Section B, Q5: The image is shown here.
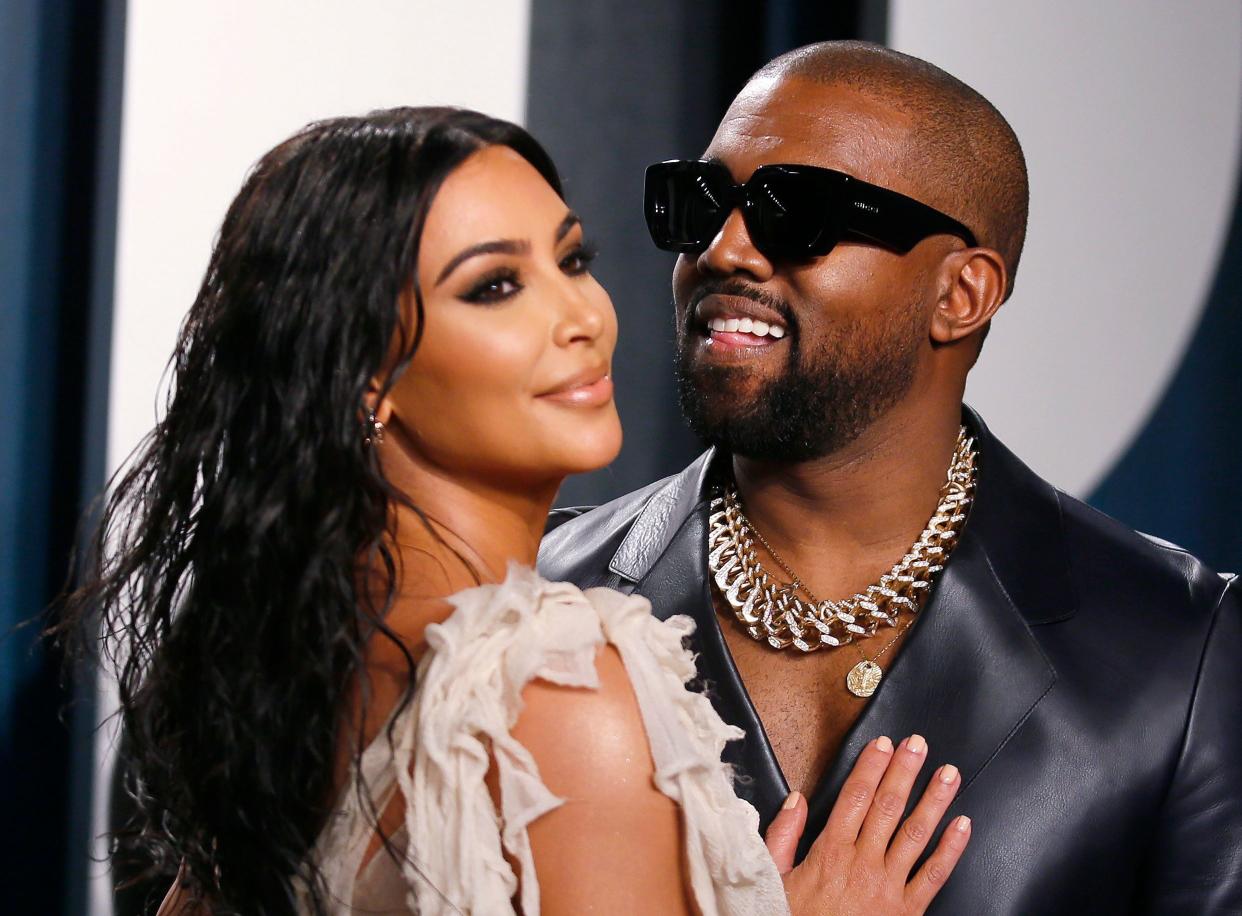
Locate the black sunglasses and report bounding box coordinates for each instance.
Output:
[644,159,977,262]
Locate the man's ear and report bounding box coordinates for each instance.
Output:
[931,247,1008,344]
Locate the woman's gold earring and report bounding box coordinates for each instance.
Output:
[364,413,386,446]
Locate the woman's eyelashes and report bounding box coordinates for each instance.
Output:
[460,267,521,304]
[560,242,599,276]
[457,243,600,305]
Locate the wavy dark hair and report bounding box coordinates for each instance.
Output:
[51,107,562,914]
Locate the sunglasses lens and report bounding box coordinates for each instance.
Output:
[747,169,843,260]
[645,162,847,259]
[645,163,729,252]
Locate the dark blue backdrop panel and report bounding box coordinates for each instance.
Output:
[1,4,75,905]
[1090,166,1242,574]
[1,0,120,911]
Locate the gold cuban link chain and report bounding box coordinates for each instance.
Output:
[707,427,978,692]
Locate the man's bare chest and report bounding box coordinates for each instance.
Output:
[713,591,915,796]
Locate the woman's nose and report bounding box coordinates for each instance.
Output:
[552,278,606,347]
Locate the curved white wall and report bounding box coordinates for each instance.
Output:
[108,1,532,475]
[891,1,1242,495]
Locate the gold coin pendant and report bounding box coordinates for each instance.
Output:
[846,660,883,698]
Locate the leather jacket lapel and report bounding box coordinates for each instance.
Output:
[797,529,1058,860]
[632,495,793,820]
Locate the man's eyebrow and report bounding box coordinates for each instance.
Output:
[435,239,530,287]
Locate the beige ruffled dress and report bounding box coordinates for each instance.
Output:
[298,565,788,915]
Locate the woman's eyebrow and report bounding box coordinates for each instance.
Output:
[434,211,581,288]
[555,211,581,243]
[435,239,530,287]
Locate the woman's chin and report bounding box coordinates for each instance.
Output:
[555,424,623,477]
[470,416,622,486]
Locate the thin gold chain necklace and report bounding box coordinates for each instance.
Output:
[707,427,977,697]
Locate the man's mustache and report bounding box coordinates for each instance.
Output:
[683,279,797,335]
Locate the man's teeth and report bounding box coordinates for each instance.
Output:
[707,316,786,339]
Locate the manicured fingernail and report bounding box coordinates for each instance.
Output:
[907,734,927,755]
[940,764,959,784]
[954,815,972,832]
[875,735,894,753]
[782,790,802,810]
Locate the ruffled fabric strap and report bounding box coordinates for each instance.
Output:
[587,588,791,916]
[399,565,606,915]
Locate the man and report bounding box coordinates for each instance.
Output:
[540,41,1241,914]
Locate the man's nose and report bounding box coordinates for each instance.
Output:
[695,208,774,281]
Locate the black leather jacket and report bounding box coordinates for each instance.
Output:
[538,409,1242,915]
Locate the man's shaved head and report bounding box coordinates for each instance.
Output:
[753,41,1029,296]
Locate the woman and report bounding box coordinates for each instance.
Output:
[56,107,969,914]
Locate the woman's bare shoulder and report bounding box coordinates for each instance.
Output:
[506,643,696,916]
[515,643,654,795]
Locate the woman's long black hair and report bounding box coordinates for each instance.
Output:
[52,107,562,914]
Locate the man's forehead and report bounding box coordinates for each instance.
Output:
[705,78,912,187]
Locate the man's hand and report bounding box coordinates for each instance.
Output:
[765,735,971,915]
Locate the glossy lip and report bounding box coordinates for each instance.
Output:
[537,367,614,407]
[692,294,790,357]
[705,331,781,355]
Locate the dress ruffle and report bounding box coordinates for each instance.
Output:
[299,565,788,915]
[588,587,788,915]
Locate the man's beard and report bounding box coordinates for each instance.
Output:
[675,290,924,463]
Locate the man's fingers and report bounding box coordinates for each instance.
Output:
[905,814,972,914]
[818,736,895,845]
[885,762,962,877]
[856,734,928,855]
[764,791,807,875]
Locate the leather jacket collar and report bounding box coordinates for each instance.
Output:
[608,407,1078,625]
